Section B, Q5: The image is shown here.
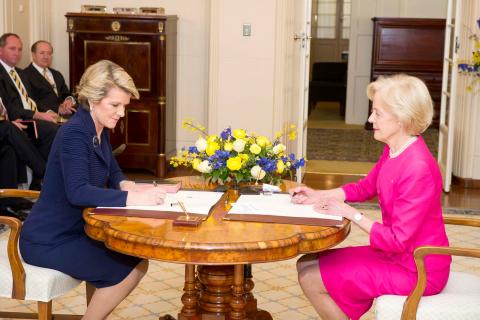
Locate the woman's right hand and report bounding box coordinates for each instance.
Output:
[126,187,166,206]
[289,186,346,204]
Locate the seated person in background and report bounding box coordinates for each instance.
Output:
[0,144,33,220]
[24,40,76,115]
[1,80,46,190]
[0,33,58,160]
[20,60,166,319]
[291,74,451,320]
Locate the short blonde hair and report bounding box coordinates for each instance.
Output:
[366,74,433,134]
[76,60,139,108]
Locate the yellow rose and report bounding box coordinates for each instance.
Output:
[233,129,246,139]
[249,144,261,155]
[239,153,249,162]
[227,157,242,171]
[192,158,202,170]
[256,136,269,147]
[224,142,233,151]
[276,160,285,174]
[206,142,220,156]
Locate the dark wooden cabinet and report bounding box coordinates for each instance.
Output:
[66,13,177,177]
[370,18,445,128]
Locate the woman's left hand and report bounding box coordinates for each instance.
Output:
[120,180,136,191]
[313,198,357,220]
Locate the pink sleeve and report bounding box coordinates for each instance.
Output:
[341,148,388,202]
[369,161,435,252]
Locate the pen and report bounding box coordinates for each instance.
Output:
[177,200,190,220]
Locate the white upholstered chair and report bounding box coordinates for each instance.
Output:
[0,189,94,320]
[375,215,480,320]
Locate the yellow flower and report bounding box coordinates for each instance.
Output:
[192,158,202,170]
[238,154,249,162]
[275,131,282,139]
[256,136,269,147]
[207,135,218,143]
[288,130,297,140]
[250,144,261,155]
[227,157,242,171]
[206,142,220,156]
[233,129,246,139]
[224,142,233,151]
[276,160,285,174]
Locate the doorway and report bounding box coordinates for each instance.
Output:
[306,0,375,175]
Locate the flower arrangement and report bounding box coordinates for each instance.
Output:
[458,18,480,93]
[170,120,305,186]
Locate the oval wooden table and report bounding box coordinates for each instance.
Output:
[83,176,351,320]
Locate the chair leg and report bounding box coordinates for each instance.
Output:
[37,301,52,320]
[86,282,95,306]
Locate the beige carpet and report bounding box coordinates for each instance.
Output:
[306,159,375,175]
[308,102,363,130]
[2,210,480,320]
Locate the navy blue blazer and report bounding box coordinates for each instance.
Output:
[21,106,128,245]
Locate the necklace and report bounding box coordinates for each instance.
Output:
[389,136,418,158]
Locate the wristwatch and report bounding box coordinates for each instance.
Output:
[353,212,363,222]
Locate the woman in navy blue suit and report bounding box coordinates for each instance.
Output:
[20,60,166,319]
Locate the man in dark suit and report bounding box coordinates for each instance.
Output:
[23,40,76,115]
[0,72,46,189]
[0,33,57,160]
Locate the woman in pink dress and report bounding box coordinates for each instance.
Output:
[291,74,451,320]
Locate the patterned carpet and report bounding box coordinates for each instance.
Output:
[307,128,439,162]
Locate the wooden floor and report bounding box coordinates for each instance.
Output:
[125,168,480,210]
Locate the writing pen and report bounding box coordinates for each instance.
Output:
[177,200,190,220]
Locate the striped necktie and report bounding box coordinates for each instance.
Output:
[43,68,58,96]
[9,69,37,111]
[0,98,8,120]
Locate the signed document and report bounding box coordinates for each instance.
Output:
[227,194,343,226]
[93,190,223,218]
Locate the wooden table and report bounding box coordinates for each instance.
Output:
[83,176,350,320]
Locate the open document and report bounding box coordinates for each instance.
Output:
[227,194,343,226]
[91,190,223,219]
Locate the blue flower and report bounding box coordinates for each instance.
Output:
[188,146,199,154]
[477,18,480,29]
[294,158,305,169]
[257,157,276,173]
[289,153,296,161]
[220,127,232,140]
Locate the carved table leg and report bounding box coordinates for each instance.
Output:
[229,265,246,320]
[178,264,198,320]
[197,265,234,318]
[244,265,273,320]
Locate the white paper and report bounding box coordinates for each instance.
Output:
[229,194,343,221]
[96,190,223,216]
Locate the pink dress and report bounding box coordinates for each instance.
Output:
[318,136,451,320]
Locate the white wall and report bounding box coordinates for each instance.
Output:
[208,0,277,137]
[48,0,210,147]
[345,0,448,125]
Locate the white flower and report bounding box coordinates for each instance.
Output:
[195,138,208,152]
[232,139,246,152]
[273,144,286,154]
[197,160,212,173]
[250,165,266,180]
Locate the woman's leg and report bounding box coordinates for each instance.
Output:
[82,259,149,320]
[297,254,348,320]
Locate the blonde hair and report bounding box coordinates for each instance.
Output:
[366,74,433,134]
[76,60,139,108]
